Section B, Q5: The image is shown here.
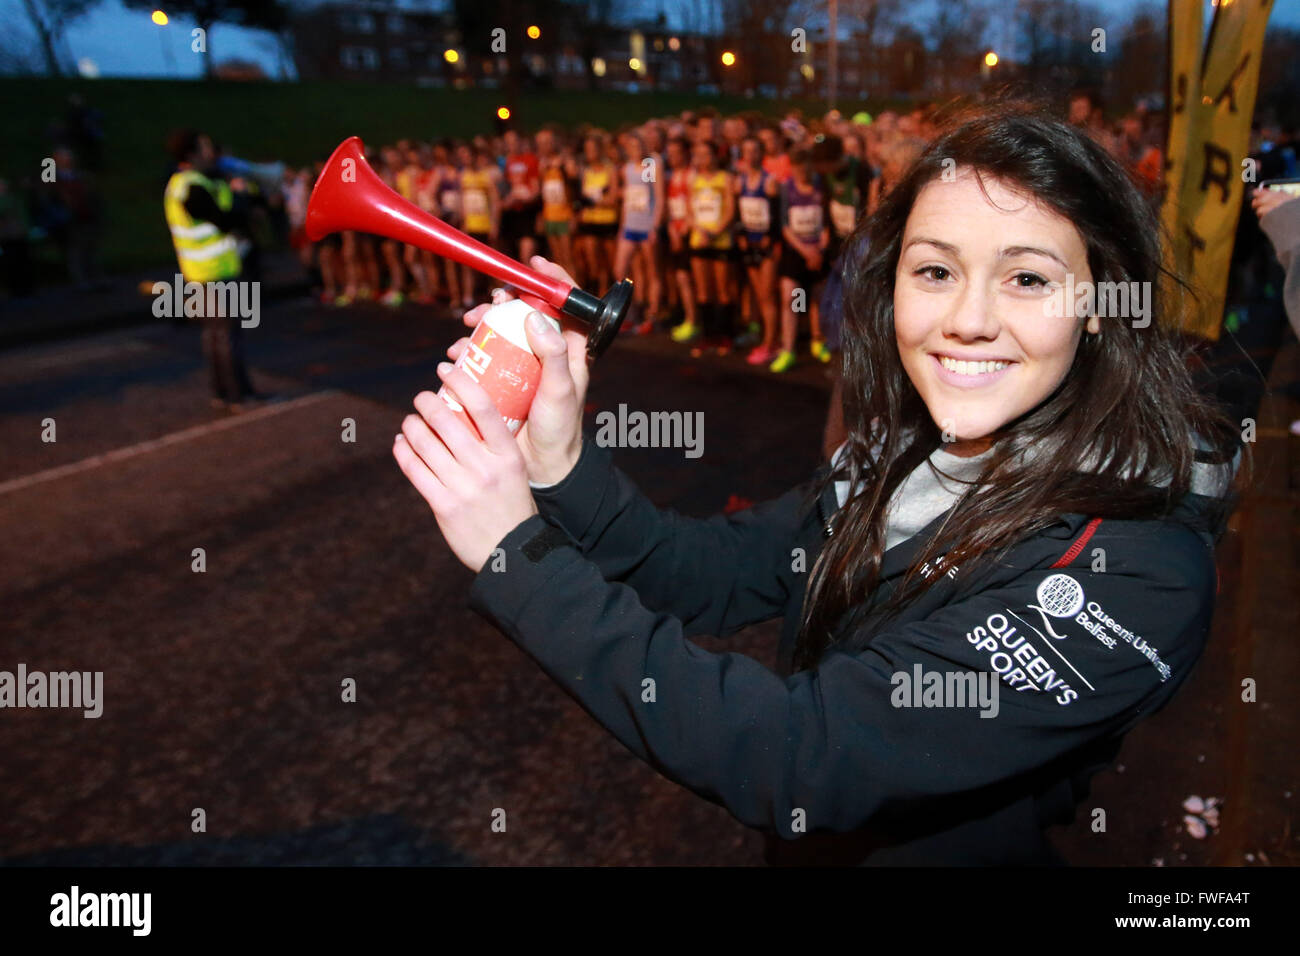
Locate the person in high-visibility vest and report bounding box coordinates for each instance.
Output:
[164,128,259,410]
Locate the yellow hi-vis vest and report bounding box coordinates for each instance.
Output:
[164,169,241,282]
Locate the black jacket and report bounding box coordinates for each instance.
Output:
[467,437,1228,865]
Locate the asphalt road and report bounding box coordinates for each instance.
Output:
[0,295,1295,866]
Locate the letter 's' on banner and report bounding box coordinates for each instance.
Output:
[1161,0,1273,340]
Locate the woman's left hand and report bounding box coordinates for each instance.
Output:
[392,362,538,573]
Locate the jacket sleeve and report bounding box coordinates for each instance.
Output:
[467,513,1215,837]
[528,437,815,638]
[1259,197,1300,330]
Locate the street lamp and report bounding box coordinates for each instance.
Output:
[444,49,460,64]
[721,51,736,67]
[527,25,540,40]
[152,9,176,73]
[981,50,998,81]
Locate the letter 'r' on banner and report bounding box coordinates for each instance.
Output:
[1160,0,1274,341]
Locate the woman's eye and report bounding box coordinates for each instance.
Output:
[1013,272,1050,289]
[915,265,950,282]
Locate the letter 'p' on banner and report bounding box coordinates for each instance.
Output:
[1161,0,1273,341]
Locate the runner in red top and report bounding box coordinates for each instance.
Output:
[501,130,543,265]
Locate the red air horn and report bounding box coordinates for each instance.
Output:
[306,136,632,358]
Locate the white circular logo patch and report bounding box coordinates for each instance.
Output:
[1036,573,1085,618]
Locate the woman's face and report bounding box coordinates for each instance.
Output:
[893,169,1100,451]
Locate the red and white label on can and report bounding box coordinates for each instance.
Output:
[436,298,561,438]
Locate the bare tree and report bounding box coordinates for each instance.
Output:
[930,0,990,95]
[842,0,903,98]
[19,0,98,76]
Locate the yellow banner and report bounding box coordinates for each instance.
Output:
[1162,0,1273,340]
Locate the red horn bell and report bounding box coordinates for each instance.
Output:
[306,136,631,358]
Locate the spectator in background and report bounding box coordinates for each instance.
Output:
[1252,184,1300,435]
[867,137,926,217]
[58,93,105,171]
[1116,113,1163,199]
[50,146,103,291]
[1067,89,1119,154]
[0,178,34,298]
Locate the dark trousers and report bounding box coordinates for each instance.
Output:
[201,312,255,402]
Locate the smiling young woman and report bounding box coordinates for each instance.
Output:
[393,102,1243,865]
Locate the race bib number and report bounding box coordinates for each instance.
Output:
[668,194,689,221]
[789,204,822,239]
[511,182,533,201]
[463,190,488,218]
[739,195,771,233]
[692,189,722,228]
[542,178,566,205]
[583,180,605,204]
[830,200,857,237]
[625,183,650,213]
[441,190,460,215]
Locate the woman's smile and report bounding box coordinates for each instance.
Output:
[930,352,1018,388]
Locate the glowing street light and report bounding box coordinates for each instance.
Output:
[629,57,642,71]
[984,51,999,67]
[497,106,511,120]
[592,57,606,77]
[151,9,168,25]
[527,25,540,40]
[444,48,460,64]
[721,50,736,67]
[668,37,680,51]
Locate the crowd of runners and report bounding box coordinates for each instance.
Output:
[281,95,1170,373]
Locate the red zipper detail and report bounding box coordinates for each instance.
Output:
[1050,517,1103,569]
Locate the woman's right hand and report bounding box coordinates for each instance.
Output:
[448,256,589,486]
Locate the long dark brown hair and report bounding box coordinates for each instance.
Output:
[794,101,1241,671]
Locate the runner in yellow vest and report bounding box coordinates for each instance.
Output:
[675,139,734,353]
[456,142,500,314]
